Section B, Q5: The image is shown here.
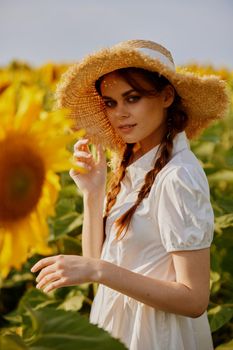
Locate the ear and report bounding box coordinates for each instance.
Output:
[162,85,175,108]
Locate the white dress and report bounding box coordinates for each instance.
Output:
[89,131,214,350]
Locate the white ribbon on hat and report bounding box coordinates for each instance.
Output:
[136,47,176,71]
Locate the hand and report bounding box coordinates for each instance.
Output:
[31,254,98,293]
[69,138,107,194]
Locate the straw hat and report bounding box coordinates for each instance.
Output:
[55,39,230,153]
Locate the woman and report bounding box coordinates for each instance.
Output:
[31,40,229,349]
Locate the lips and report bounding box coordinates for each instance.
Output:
[118,123,137,129]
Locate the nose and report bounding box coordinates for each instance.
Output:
[112,102,129,119]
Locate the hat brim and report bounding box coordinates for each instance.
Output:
[55,47,230,152]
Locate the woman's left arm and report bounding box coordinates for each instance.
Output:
[31,247,210,318]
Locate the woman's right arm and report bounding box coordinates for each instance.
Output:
[69,138,107,259]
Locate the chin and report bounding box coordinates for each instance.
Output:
[121,135,139,143]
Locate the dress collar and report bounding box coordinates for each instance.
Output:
[124,131,190,188]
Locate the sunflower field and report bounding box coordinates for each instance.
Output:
[0,61,232,349]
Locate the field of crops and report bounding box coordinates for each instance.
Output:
[0,61,232,349]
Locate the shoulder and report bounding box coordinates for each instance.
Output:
[155,148,210,195]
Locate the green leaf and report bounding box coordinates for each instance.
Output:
[53,284,90,302]
[208,305,233,332]
[0,333,28,350]
[56,198,76,217]
[3,313,23,326]
[225,148,233,167]
[191,141,215,159]
[57,290,85,311]
[208,170,233,183]
[60,236,83,255]
[59,184,80,198]
[21,289,55,308]
[1,272,34,288]
[215,214,233,234]
[52,212,83,239]
[215,339,233,349]
[14,288,59,318]
[59,171,74,187]
[23,307,127,349]
[213,196,233,214]
[210,271,221,290]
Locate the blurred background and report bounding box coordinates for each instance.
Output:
[0,1,233,349]
[1,0,233,68]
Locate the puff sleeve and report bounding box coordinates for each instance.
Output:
[156,166,214,252]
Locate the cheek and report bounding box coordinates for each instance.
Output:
[147,102,165,122]
[135,99,161,117]
[105,111,117,126]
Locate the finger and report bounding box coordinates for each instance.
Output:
[43,279,65,293]
[74,150,92,159]
[31,256,57,273]
[73,161,92,171]
[36,271,60,290]
[69,167,88,179]
[74,139,89,152]
[80,143,90,152]
[97,143,106,164]
[36,265,56,283]
[73,152,93,166]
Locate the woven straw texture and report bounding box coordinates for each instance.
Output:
[55,40,230,154]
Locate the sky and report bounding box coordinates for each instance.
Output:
[0,0,233,69]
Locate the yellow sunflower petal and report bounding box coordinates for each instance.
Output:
[27,211,53,256]
[0,85,86,278]
[0,229,13,278]
[14,87,43,133]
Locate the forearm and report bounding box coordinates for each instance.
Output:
[82,190,105,259]
[94,260,208,318]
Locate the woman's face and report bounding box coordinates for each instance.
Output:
[100,71,175,153]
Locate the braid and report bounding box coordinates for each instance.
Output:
[113,132,173,240]
[103,143,135,236]
[99,68,189,240]
[113,94,188,240]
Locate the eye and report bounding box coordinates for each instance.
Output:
[126,95,141,103]
[103,100,116,108]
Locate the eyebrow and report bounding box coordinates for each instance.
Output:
[102,89,136,99]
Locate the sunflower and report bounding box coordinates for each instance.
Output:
[0,84,85,279]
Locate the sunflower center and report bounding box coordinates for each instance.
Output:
[0,133,46,223]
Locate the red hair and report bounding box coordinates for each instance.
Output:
[96,68,188,240]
